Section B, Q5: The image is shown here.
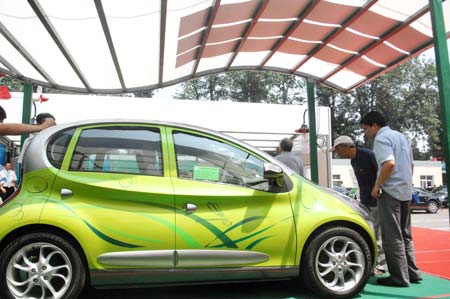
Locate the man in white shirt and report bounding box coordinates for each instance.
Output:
[2,162,16,199]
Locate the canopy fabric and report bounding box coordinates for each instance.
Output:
[0,0,449,94]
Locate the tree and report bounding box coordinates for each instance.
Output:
[174,74,229,101]
[265,72,305,104]
[0,75,23,92]
[133,90,154,98]
[316,85,359,141]
[227,71,269,102]
[175,71,306,103]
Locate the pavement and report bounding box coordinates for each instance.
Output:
[412,207,450,231]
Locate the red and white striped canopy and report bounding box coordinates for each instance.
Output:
[0,0,449,94]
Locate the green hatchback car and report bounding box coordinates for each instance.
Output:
[0,120,376,299]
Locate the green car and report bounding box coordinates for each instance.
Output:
[0,120,376,299]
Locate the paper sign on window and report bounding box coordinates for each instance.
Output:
[193,166,220,181]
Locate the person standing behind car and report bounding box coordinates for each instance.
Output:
[1,162,17,199]
[360,111,422,287]
[0,166,7,203]
[275,138,305,176]
[0,105,55,135]
[330,135,386,275]
[35,112,55,125]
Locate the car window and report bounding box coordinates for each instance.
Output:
[70,126,163,176]
[47,128,75,169]
[173,131,266,189]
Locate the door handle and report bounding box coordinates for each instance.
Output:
[61,188,73,197]
[185,203,197,214]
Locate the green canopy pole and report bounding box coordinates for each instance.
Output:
[20,82,33,147]
[429,0,450,225]
[307,79,319,184]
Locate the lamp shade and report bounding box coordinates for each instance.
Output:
[39,94,49,102]
[0,85,11,100]
[295,124,309,134]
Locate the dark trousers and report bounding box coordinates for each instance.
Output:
[1,186,15,201]
[378,191,422,285]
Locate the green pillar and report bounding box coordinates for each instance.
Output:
[307,79,319,183]
[429,0,450,225]
[20,82,33,147]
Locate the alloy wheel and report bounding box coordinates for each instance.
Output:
[315,236,365,292]
[6,242,72,299]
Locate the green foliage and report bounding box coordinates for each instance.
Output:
[133,90,154,98]
[174,74,229,101]
[174,71,305,104]
[0,76,23,92]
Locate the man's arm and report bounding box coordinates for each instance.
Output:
[371,160,395,198]
[0,118,56,135]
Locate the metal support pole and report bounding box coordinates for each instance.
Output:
[20,82,32,147]
[429,0,450,226]
[307,79,319,183]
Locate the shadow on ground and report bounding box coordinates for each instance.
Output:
[82,274,450,299]
[82,280,318,299]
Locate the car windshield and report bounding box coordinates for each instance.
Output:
[431,186,447,193]
[413,187,431,195]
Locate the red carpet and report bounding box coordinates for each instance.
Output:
[413,227,450,280]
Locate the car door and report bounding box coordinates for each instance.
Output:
[167,128,296,276]
[42,124,176,276]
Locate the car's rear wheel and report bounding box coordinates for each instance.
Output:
[300,226,372,299]
[426,200,439,213]
[0,232,85,299]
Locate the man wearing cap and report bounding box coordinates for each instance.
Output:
[330,135,386,275]
[275,138,304,176]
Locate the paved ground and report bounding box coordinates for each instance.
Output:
[412,207,450,231]
[84,208,449,298]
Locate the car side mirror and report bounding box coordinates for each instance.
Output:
[263,162,284,187]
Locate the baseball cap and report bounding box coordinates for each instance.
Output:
[330,135,354,152]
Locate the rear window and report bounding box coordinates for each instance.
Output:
[46,128,75,169]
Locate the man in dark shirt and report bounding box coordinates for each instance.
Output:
[330,135,386,274]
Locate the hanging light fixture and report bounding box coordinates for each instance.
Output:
[31,88,50,124]
[295,109,309,133]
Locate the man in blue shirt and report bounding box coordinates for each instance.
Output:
[330,135,385,274]
[360,111,422,287]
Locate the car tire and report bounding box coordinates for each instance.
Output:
[426,200,439,214]
[0,232,86,299]
[300,226,372,299]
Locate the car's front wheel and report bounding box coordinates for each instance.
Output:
[426,200,439,213]
[0,232,86,299]
[300,226,372,299]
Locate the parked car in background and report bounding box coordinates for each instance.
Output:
[0,120,376,299]
[430,185,448,208]
[411,187,440,213]
[333,185,350,196]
